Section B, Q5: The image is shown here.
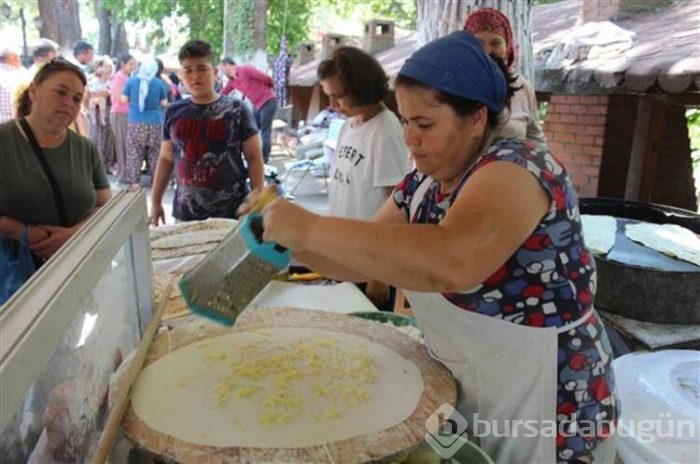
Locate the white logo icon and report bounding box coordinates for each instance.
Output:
[424,403,469,458]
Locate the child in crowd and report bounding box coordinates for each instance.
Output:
[316,46,410,310]
[88,59,112,125]
[149,40,265,225]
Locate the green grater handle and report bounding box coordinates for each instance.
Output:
[240,213,291,269]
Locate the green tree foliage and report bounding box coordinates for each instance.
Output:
[267,0,313,56]
[232,0,254,58]
[106,0,310,59]
[105,0,416,60]
[106,0,223,56]
[320,0,415,28]
[687,109,700,152]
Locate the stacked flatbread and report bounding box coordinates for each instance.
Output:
[625,222,700,267]
[581,214,617,255]
[149,219,238,318]
[581,214,700,267]
[150,218,238,261]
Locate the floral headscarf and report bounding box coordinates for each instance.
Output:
[463,8,516,68]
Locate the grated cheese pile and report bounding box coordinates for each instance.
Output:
[197,334,377,427]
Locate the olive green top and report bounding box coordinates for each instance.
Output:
[0,121,109,227]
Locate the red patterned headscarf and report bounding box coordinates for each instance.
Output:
[463,8,515,68]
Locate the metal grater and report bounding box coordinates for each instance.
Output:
[179,188,290,325]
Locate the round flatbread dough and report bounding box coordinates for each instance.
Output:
[581,214,617,255]
[130,328,424,448]
[150,219,238,260]
[624,222,700,267]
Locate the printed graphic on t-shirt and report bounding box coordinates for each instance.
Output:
[164,96,257,221]
[332,144,366,186]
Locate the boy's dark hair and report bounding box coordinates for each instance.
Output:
[73,40,93,58]
[317,46,388,106]
[221,56,236,66]
[178,40,214,64]
[395,54,519,130]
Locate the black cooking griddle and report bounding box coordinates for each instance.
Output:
[580,197,700,324]
[605,217,699,273]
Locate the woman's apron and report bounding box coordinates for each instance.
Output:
[404,290,593,463]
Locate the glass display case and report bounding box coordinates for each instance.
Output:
[0,190,153,463]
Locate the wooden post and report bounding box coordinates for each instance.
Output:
[624,96,666,202]
[90,279,175,464]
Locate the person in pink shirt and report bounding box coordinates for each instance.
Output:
[219,57,277,163]
[110,53,137,182]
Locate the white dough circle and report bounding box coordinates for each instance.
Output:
[131,328,424,448]
[625,222,700,266]
[581,214,617,255]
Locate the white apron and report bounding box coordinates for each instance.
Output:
[404,290,593,463]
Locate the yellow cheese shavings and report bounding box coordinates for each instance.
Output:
[202,335,377,427]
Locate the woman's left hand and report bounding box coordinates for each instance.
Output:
[262,199,319,251]
[29,224,79,259]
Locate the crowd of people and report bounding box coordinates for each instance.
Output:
[0,7,620,464]
[0,38,278,190]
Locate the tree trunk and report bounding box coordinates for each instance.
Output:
[223,0,236,56]
[230,0,254,60]
[95,0,112,56]
[38,0,82,54]
[416,0,534,82]
[111,22,129,57]
[252,0,268,53]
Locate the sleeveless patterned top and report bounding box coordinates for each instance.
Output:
[393,138,618,462]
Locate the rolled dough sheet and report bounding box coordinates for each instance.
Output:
[131,328,424,448]
[150,219,237,261]
[581,214,617,255]
[151,229,231,250]
[149,218,237,241]
[151,243,216,261]
[624,222,700,267]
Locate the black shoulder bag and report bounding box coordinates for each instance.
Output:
[19,118,69,227]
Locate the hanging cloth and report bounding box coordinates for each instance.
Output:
[272,0,291,106]
[272,35,291,106]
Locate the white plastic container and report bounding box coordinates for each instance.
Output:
[613,350,700,463]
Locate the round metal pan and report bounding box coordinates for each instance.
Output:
[580,197,700,324]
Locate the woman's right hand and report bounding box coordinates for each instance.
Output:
[28,225,50,245]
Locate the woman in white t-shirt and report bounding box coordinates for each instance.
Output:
[316,46,409,309]
[464,8,545,142]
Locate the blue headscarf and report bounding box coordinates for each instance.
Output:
[398,31,506,114]
[137,56,159,113]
